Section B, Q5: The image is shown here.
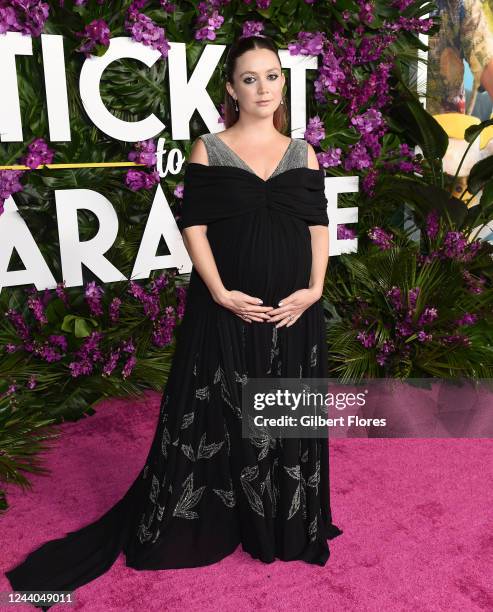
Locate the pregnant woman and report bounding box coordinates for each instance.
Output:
[6,33,343,607]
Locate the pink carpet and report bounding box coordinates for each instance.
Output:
[1,390,492,611]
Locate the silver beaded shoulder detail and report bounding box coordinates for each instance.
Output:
[199,133,308,177]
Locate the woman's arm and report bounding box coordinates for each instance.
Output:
[181,138,229,305]
[308,227,329,298]
[306,142,329,299]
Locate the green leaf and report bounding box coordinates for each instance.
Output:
[464,180,493,229]
[61,315,97,337]
[467,155,493,195]
[387,98,449,163]
[378,177,468,227]
[464,119,493,144]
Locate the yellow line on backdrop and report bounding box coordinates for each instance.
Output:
[0,162,146,170]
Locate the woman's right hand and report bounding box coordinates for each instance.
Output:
[215,290,274,323]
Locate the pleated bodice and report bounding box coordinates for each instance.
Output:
[178,133,329,310]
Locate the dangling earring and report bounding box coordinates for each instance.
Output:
[234,97,239,112]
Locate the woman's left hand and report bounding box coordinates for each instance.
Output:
[267,287,322,328]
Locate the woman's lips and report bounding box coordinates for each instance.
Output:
[256,100,271,105]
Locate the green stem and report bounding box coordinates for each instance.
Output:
[450,137,479,197]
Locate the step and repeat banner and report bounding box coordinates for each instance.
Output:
[0,31,359,294]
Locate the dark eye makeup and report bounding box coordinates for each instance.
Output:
[243,74,279,84]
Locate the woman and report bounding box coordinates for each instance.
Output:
[5,34,343,607]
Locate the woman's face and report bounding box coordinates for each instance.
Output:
[227,48,285,116]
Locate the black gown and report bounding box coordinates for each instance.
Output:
[5,136,343,607]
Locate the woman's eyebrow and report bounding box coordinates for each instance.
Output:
[239,68,280,76]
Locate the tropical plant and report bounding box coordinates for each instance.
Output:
[325,107,493,380]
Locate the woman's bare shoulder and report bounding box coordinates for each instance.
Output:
[188,136,209,166]
[306,142,321,171]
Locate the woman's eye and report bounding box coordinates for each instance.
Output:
[243,74,279,84]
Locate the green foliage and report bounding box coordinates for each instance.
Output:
[0,392,60,513]
[0,273,181,509]
[324,111,493,381]
[326,241,493,381]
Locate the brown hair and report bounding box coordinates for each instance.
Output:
[222,35,288,133]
